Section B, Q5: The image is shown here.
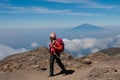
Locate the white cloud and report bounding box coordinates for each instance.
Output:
[31,42,40,48]
[63,37,108,52]
[77,52,84,57]
[82,2,119,10]
[0,3,27,13]
[31,7,99,16]
[91,48,99,53]
[63,12,98,16]
[63,39,82,52]
[47,0,71,3]
[0,3,26,10]
[112,35,120,47]
[116,35,120,38]
[47,0,120,10]
[47,0,91,4]
[0,3,102,16]
[30,6,70,14]
[0,44,27,59]
[63,36,120,57]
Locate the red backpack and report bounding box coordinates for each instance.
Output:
[56,38,64,53]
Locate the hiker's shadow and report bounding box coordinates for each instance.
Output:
[66,69,75,74]
[54,69,75,76]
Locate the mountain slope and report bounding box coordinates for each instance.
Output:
[0,46,76,72]
[0,47,120,80]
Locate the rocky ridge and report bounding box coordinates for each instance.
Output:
[0,47,120,80]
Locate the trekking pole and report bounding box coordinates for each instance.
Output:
[54,53,61,59]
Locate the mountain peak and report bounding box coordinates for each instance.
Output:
[71,23,104,31]
[81,23,92,26]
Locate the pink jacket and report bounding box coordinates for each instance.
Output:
[49,40,63,54]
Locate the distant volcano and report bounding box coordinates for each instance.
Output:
[70,23,105,31]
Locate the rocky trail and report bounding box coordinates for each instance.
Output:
[0,47,120,80]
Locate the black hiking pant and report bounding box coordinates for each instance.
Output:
[49,53,66,75]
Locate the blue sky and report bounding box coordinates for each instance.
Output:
[0,0,120,28]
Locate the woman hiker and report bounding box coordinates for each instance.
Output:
[48,32,67,77]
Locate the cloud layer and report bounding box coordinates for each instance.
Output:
[0,34,120,59]
[47,0,120,10]
[0,44,27,59]
[0,3,99,16]
[0,41,41,59]
[31,42,40,48]
[1,0,120,16]
[63,34,120,57]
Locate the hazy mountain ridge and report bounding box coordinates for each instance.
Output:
[70,23,105,31]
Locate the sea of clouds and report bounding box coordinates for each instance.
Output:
[63,34,120,57]
[0,42,40,59]
[0,27,120,59]
[0,34,120,59]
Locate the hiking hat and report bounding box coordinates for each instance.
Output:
[50,32,56,38]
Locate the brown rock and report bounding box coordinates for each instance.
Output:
[81,58,92,65]
[3,64,9,71]
[88,67,120,80]
[32,65,40,69]
[40,67,47,71]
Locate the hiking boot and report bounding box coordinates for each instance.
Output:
[48,74,54,77]
[62,71,68,76]
[60,70,68,76]
[59,70,65,74]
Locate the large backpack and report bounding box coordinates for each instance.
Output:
[56,38,64,53]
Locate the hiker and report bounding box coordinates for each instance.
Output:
[48,32,67,77]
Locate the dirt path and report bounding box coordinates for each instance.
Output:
[0,67,92,80]
[1,61,116,80]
